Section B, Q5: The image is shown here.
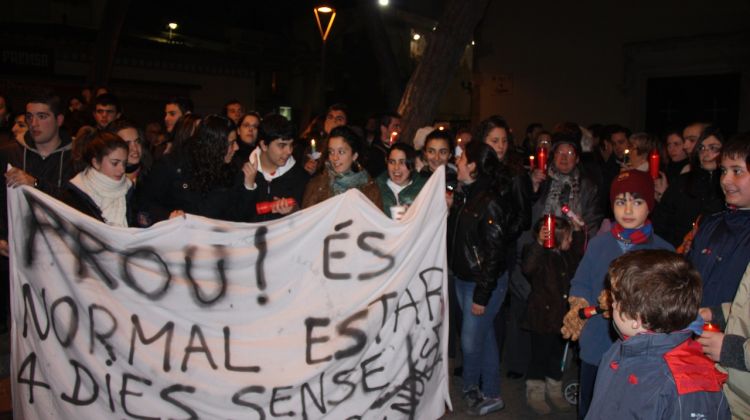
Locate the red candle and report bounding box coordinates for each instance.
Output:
[543,214,555,249]
[579,306,603,319]
[529,155,535,170]
[649,149,660,180]
[256,198,297,215]
[703,322,721,332]
[536,147,548,172]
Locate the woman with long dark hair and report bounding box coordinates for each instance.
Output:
[474,115,523,174]
[449,141,519,416]
[138,114,251,225]
[475,115,533,384]
[475,115,531,229]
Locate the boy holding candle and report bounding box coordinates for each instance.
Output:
[586,250,730,420]
[243,114,310,222]
[695,134,750,418]
[562,169,673,419]
[686,135,750,306]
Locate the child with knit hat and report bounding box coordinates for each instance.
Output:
[561,169,673,419]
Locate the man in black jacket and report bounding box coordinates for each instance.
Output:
[2,92,74,241]
[0,92,74,332]
[242,114,309,222]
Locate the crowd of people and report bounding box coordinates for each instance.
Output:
[0,88,749,418]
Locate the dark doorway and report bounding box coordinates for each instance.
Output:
[645,73,740,137]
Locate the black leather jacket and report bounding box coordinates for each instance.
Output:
[448,176,519,306]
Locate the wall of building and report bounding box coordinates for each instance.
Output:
[474,0,750,136]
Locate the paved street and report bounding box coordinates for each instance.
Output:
[441,358,578,420]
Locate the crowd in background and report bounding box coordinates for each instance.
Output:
[0,87,749,418]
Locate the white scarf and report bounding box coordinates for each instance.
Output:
[249,147,297,182]
[70,168,132,227]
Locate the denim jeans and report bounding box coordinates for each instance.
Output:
[454,272,508,398]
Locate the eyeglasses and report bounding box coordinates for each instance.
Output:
[555,150,576,157]
[698,144,722,153]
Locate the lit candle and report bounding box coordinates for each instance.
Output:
[390,131,398,146]
[703,322,720,332]
[529,155,535,170]
[623,148,630,166]
[310,139,316,154]
[537,147,548,172]
[649,148,660,179]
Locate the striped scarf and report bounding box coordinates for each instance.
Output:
[611,220,652,245]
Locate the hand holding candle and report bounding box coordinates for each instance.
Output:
[256,198,297,215]
[309,138,321,160]
[561,204,585,230]
[702,322,721,332]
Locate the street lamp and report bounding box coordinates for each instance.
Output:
[313,5,336,42]
[313,4,336,111]
[167,22,178,41]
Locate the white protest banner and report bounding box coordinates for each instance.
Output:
[8,167,451,419]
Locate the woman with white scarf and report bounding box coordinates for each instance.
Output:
[63,131,134,227]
